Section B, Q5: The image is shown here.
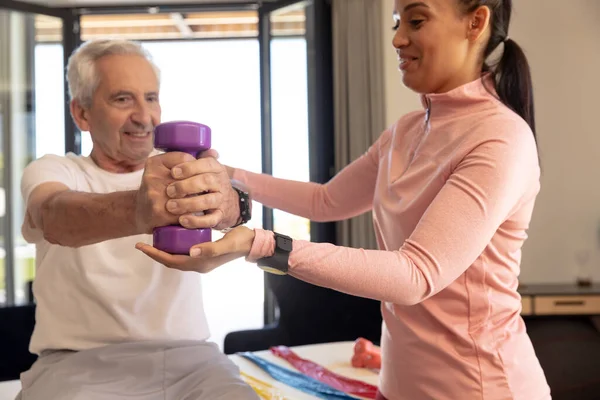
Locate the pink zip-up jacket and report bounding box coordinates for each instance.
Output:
[239,76,551,400]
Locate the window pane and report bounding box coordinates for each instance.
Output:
[77,12,261,41]
[271,7,306,37]
[34,44,65,158]
[0,12,64,305]
[270,19,311,241]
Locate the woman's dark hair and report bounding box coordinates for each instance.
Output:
[459,0,536,143]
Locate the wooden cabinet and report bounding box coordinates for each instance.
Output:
[519,284,600,316]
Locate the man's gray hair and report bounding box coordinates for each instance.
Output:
[66,39,161,108]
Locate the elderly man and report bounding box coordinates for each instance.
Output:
[16,39,258,400]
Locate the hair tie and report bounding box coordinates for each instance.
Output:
[503,36,510,43]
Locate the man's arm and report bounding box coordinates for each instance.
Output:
[23,151,245,248]
[26,182,140,247]
[23,152,200,248]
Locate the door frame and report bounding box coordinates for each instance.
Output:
[257,0,335,324]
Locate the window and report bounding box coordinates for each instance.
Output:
[0,1,334,352]
[19,9,310,350]
[0,10,64,306]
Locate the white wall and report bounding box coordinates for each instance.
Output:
[380,0,600,283]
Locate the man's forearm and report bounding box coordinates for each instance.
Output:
[40,190,140,247]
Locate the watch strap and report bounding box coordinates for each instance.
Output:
[257,232,293,275]
[230,186,251,228]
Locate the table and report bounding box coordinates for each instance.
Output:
[0,341,377,400]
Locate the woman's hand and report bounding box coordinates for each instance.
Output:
[135,226,255,273]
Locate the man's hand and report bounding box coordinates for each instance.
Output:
[200,149,235,179]
[135,152,197,234]
[166,154,240,231]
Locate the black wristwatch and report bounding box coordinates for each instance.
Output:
[257,232,293,275]
[230,186,251,228]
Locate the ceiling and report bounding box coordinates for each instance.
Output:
[11,0,279,7]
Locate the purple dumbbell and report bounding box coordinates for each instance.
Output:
[153,121,212,255]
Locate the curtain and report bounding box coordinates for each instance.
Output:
[332,0,385,249]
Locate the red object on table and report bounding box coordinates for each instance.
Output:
[270,345,379,399]
[351,338,381,370]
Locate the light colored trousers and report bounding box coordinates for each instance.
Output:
[16,339,259,400]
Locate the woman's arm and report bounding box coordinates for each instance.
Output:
[230,131,390,222]
[247,125,539,305]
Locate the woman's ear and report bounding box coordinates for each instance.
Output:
[467,5,491,42]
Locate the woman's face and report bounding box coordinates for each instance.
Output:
[392,0,490,94]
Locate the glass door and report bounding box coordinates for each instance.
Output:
[258,0,313,324]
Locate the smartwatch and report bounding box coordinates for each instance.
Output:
[257,233,293,275]
[230,186,251,228]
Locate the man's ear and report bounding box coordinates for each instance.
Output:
[467,5,491,42]
[70,100,91,132]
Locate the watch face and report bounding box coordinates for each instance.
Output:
[275,235,293,252]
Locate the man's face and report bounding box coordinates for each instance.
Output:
[74,54,161,171]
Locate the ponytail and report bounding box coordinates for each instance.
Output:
[493,38,536,142]
[460,0,537,143]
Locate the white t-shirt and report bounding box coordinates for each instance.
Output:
[21,152,210,355]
